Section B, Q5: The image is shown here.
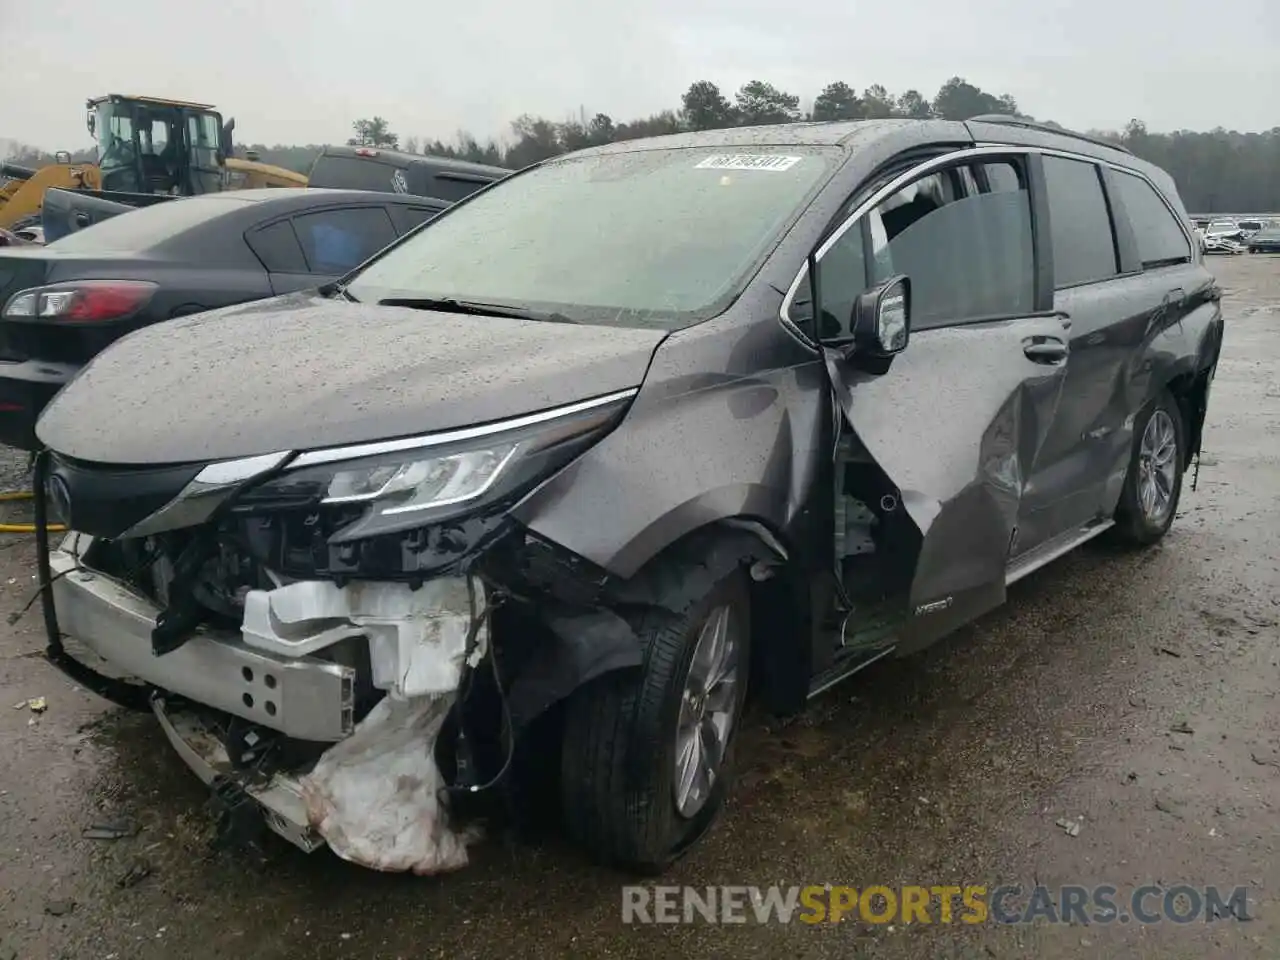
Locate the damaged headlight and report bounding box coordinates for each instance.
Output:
[233,390,634,542]
[322,444,519,512]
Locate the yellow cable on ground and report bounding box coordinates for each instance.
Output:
[0,488,66,532]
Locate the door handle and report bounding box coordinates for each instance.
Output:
[1023,338,1068,364]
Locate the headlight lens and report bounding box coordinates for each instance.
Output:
[323,443,519,514]
[232,391,635,543]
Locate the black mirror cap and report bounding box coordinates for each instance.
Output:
[845,274,911,360]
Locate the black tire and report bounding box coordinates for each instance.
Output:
[560,566,751,873]
[1112,390,1185,547]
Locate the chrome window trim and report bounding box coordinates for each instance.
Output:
[778,142,1193,346]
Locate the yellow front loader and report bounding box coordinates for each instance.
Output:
[0,156,102,231]
[0,94,306,236]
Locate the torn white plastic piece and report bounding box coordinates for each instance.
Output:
[241,577,485,700]
[299,693,475,874]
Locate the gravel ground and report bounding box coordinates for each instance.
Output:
[1,253,1278,960]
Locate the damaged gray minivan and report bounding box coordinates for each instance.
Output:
[33,115,1223,875]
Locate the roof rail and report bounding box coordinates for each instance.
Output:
[966,114,1133,156]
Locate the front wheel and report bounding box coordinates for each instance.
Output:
[560,567,751,872]
[1112,390,1185,546]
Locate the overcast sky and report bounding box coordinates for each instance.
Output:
[2,0,1276,151]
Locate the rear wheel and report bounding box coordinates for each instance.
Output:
[560,566,750,872]
[1112,390,1185,546]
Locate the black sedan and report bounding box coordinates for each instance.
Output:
[1247,226,1280,254]
[0,188,449,450]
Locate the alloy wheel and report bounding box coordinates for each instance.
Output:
[673,603,742,819]
[1137,408,1178,525]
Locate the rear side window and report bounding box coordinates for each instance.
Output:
[1112,172,1192,267]
[387,204,446,235]
[292,207,397,274]
[307,156,400,194]
[1042,157,1117,287]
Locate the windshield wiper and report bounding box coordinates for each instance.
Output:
[378,296,580,324]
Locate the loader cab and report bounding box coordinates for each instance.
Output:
[87,94,233,197]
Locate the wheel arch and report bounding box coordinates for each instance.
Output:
[499,514,807,734]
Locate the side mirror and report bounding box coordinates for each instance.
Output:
[54,151,71,164]
[846,275,910,360]
[86,111,96,137]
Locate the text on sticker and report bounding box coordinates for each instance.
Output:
[694,155,803,172]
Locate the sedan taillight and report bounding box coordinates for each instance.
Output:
[2,280,158,322]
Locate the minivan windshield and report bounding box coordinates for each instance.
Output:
[344,145,839,329]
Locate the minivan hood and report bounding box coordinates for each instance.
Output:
[37,292,667,465]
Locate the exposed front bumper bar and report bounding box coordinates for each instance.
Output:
[49,543,355,742]
[152,695,323,853]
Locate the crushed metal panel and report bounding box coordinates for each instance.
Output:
[823,315,1069,633]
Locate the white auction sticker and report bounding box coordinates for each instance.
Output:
[694,154,803,171]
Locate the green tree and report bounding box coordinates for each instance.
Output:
[811,82,862,121]
[347,117,399,149]
[587,114,616,145]
[682,81,737,130]
[896,90,933,119]
[861,85,896,119]
[931,77,1017,120]
[734,80,800,125]
[506,114,562,168]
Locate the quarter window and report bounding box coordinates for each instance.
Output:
[246,220,308,273]
[387,204,446,235]
[1042,156,1117,287]
[1112,171,1192,268]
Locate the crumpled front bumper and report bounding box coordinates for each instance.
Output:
[151,694,324,853]
[46,535,482,868]
[48,538,350,851]
[49,541,356,743]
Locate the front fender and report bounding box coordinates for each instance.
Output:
[510,321,827,579]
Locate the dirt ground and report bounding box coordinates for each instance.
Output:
[1,254,1278,960]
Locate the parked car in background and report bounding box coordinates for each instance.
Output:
[1247,225,1280,254]
[0,188,449,449]
[34,116,1223,876]
[1203,219,1247,254]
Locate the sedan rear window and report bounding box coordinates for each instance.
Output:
[345,146,839,329]
[49,196,256,253]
